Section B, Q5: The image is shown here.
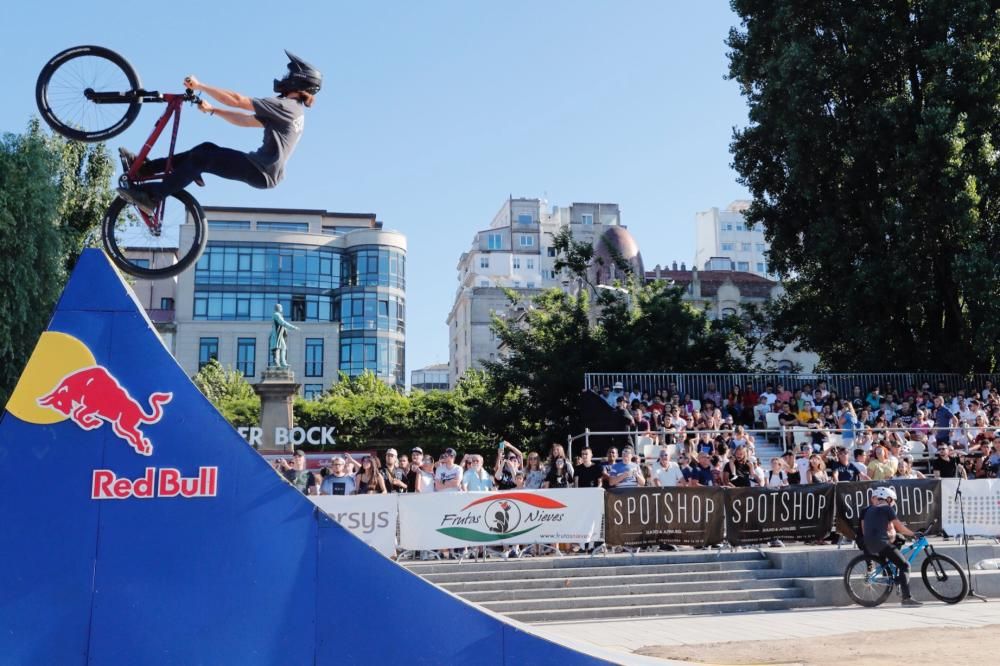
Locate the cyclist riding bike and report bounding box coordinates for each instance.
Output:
[860,486,922,606]
[116,51,321,214]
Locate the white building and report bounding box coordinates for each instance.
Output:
[410,363,450,391]
[447,197,640,387]
[694,200,771,277]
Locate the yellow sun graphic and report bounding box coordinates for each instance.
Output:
[5,331,96,424]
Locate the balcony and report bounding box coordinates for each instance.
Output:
[146,308,175,324]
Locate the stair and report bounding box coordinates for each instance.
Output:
[403,550,808,623]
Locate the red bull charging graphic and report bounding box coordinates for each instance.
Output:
[6,330,217,500]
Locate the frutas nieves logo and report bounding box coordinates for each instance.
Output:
[437,492,567,542]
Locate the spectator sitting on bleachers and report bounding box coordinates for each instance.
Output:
[895,458,925,480]
[652,448,685,487]
[867,444,896,480]
[608,446,644,487]
[703,382,722,408]
[830,447,867,482]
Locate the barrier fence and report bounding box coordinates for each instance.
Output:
[307,479,1000,557]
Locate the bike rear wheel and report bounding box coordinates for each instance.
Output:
[843,554,894,607]
[36,45,142,142]
[102,189,207,280]
[921,553,967,604]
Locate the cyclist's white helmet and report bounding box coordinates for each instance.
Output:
[873,486,897,501]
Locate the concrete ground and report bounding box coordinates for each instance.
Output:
[534,598,999,663]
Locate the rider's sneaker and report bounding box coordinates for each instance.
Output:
[901,597,923,607]
[116,186,159,215]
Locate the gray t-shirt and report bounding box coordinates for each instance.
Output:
[321,474,355,496]
[248,97,305,188]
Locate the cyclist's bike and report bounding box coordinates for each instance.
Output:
[35,46,207,280]
[843,526,968,607]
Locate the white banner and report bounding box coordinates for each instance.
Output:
[310,494,398,557]
[940,478,1000,538]
[397,489,604,551]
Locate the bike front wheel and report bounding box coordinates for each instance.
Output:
[922,553,968,604]
[102,189,207,280]
[36,45,142,142]
[843,554,894,607]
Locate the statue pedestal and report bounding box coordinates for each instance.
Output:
[254,368,300,451]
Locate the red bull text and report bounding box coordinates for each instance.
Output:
[37,365,172,456]
[92,467,218,499]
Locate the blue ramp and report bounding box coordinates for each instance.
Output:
[0,250,615,665]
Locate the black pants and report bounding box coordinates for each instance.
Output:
[142,142,267,199]
[878,544,912,598]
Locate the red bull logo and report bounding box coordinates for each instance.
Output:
[37,366,172,456]
[92,467,218,499]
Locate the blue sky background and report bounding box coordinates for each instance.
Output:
[1,1,750,382]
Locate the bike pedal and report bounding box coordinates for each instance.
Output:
[194,176,205,187]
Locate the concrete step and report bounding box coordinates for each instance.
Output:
[456,577,801,603]
[404,550,764,575]
[482,586,805,613]
[439,568,777,593]
[418,560,773,584]
[509,597,815,623]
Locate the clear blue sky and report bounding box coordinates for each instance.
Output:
[2,1,749,381]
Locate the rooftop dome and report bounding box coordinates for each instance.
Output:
[592,226,644,285]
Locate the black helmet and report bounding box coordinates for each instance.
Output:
[274,50,322,95]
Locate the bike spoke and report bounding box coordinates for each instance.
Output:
[42,54,134,136]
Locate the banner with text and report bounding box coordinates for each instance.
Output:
[604,486,725,547]
[835,479,941,539]
[397,489,603,551]
[310,494,398,558]
[940,478,1000,538]
[725,485,835,546]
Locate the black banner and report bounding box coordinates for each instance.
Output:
[604,486,725,547]
[724,485,835,546]
[835,479,941,538]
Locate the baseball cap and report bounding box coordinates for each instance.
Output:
[443,447,456,457]
[613,381,624,390]
[411,446,423,454]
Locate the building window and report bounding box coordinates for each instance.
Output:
[488,233,502,250]
[480,256,489,269]
[736,223,745,231]
[256,221,309,233]
[303,384,324,400]
[519,235,534,247]
[198,337,218,370]
[513,280,521,288]
[513,257,521,269]
[755,243,766,252]
[305,338,324,377]
[526,282,535,288]
[547,247,556,257]
[723,223,733,231]
[159,297,174,310]
[480,280,489,287]
[517,213,532,224]
[237,337,256,378]
[737,261,750,272]
[741,242,751,251]
[581,213,593,225]
[526,258,534,269]
[207,220,252,230]
[131,258,150,269]
[721,242,735,252]
[757,262,766,273]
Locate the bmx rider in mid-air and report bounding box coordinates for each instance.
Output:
[116,50,321,214]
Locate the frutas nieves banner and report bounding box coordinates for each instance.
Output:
[835,479,941,538]
[604,486,725,547]
[397,489,603,551]
[310,494,398,557]
[724,485,835,546]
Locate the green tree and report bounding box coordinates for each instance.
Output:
[191,359,260,427]
[728,1,1000,372]
[0,121,113,405]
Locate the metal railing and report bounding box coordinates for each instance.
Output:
[583,372,1000,403]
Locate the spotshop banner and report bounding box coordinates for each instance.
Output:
[310,495,398,558]
[604,486,725,547]
[940,478,1000,538]
[835,479,941,539]
[397,489,604,551]
[725,485,835,546]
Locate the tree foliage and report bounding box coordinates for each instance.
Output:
[728,1,1000,372]
[482,235,746,445]
[0,121,113,405]
[191,359,260,427]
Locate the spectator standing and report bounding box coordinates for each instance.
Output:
[574,447,604,488]
[782,452,801,484]
[523,453,547,489]
[652,449,685,487]
[689,453,716,486]
[795,443,812,481]
[546,443,575,477]
[462,455,495,491]
[895,458,925,480]
[320,456,357,495]
[766,458,789,488]
[405,448,424,493]
[383,448,407,493]
[724,446,753,487]
[275,449,312,493]
[932,396,954,450]
[930,445,965,479]
[434,448,462,492]
[830,448,867,482]
[416,454,436,492]
[356,456,387,494]
[494,441,522,490]
[542,457,574,489]
[805,454,830,484]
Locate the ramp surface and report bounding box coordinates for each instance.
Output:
[0,250,629,665]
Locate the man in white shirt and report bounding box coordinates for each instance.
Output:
[795,443,812,480]
[434,448,463,492]
[760,385,777,406]
[652,449,685,487]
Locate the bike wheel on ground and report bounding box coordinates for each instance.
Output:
[843,553,894,607]
[921,553,968,604]
[102,189,207,280]
[36,45,142,142]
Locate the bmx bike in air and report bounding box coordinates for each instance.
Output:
[36,45,207,280]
